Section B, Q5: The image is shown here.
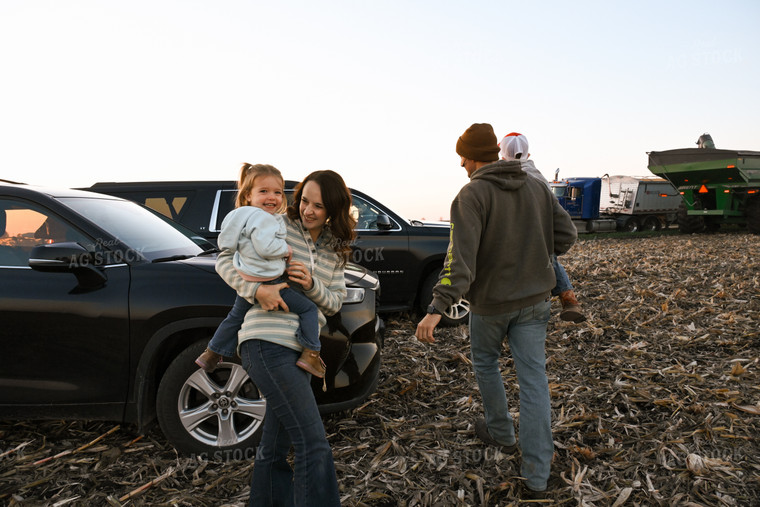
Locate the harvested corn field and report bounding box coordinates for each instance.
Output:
[1,232,759,506]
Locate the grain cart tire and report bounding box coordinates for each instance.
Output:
[641,216,660,232]
[677,202,705,234]
[747,196,760,234]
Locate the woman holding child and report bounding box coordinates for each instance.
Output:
[215,167,355,507]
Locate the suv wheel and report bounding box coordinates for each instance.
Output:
[421,271,470,326]
[156,340,266,456]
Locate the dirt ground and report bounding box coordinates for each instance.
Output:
[1,232,759,506]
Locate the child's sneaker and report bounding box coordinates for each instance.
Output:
[559,290,586,323]
[195,348,222,372]
[296,349,326,378]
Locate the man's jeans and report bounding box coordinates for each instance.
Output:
[240,339,340,507]
[469,300,553,491]
[551,254,573,297]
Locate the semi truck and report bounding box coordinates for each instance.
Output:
[647,134,760,234]
[550,174,682,233]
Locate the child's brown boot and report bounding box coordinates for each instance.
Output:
[559,290,587,323]
[296,349,326,378]
[195,348,222,373]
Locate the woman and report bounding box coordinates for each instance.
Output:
[215,169,355,507]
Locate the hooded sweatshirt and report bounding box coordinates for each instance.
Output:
[521,159,550,188]
[431,159,576,316]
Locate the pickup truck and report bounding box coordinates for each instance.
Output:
[86,180,469,325]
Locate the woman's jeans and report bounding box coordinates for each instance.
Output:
[469,300,553,492]
[551,254,573,297]
[240,339,340,507]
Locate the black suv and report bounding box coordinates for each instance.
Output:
[87,180,470,325]
[0,182,382,456]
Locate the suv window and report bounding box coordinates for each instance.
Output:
[62,198,202,261]
[211,189,401,233]
[211,188,400,233]
[0,199,92,267]
[351,195,400,231]
[212,190,237,232]
[145,196,189,220]
[111,191,195,222]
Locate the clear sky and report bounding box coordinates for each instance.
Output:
[2,1,758,220]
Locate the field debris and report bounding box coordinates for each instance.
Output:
[1,232,758,505]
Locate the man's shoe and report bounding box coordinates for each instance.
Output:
[522,486,547,500]
[522,474,560,500]
[559,290,587,323]
[560,304,586,323]
[474,418,517,453]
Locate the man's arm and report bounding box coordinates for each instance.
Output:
[417,193,480,343]
[430,194,481,312]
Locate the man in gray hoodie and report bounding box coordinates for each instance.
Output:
[416,123,576,499]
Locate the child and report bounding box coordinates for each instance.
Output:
[499,133,587,323]
[195,163,326,377]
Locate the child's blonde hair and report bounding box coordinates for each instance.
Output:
[237,163,286,212]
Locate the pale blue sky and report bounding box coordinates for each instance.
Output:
[2,1,758,219]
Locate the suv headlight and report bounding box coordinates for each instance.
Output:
[344,287,365,304]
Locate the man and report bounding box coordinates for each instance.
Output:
[415,123,576,499]
[499,132,585,323]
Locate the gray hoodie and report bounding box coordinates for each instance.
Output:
[431,159,576,316]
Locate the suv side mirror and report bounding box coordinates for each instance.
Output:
[29,242,107,289]
[376,214,392,231]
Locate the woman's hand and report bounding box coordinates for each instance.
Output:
[286,260,313,291]
[255,283,289,311]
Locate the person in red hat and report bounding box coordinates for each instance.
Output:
[499,132,586,323]
[416,123,577,499]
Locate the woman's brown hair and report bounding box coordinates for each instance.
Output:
[287,170,356,265]
[236,163,285,211]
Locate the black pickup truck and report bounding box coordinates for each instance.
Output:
[87,180,469,325]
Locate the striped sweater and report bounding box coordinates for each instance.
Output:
[215,215,346,352]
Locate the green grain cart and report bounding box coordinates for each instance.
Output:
[647,134,760,234]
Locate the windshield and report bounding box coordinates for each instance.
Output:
[61,197,204,261]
